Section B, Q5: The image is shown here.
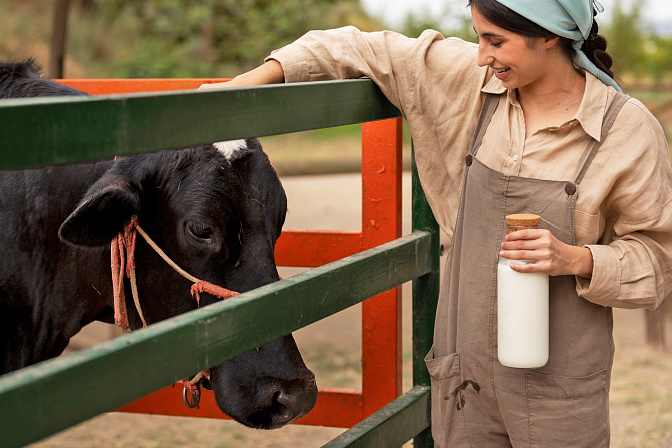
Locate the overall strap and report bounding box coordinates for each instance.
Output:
[469,93,500,156]
[573,92,631,185]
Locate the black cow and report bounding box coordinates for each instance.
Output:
[0,60,317,429]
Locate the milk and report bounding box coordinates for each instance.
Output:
[497,258,549,368]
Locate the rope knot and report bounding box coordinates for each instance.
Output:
[191,280,240,306]
[182,370,210,409]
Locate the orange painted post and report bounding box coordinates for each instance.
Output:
[360,119,403,417]
[57,79,404,427]
[59,79,230,94]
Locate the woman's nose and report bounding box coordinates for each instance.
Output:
[477,42,494,67]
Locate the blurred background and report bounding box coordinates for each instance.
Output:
[1,0,671,446]
[3,0,672,85]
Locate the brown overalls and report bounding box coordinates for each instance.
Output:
[425,92,629,447]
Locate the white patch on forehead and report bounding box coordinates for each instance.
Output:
[213,139,247,160]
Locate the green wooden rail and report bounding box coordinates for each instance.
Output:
[0,79,439,447]
[0,232,432,447]
[0,79,399,170]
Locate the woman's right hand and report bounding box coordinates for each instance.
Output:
[198,60,285,90]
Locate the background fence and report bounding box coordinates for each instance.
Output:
[0,79,440,447]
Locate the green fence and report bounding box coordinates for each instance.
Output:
[0,79,440,447]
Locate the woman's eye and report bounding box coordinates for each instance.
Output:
[491,41,502,48]
[188,223,213,240]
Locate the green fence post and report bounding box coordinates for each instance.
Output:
[411,143,440,448]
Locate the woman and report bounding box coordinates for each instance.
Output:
[203,0,672,446]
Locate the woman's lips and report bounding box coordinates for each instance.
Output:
[495,68,510,81]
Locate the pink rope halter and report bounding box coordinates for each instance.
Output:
[111,216,239,332]
[110,216,240,409]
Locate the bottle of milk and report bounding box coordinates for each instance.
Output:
[497,213,549,369]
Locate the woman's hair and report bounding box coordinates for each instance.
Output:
[468,0,614,79]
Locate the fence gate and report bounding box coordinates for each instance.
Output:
[0,78,440,447]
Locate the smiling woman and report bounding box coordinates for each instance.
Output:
[202,1,672,446]
[471,7,576,94]
[470,1,592,138]
[470,1,580,85]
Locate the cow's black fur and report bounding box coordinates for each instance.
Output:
[0,60,317,429]
[0,59,84,98]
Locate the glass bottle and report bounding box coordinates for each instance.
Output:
[497,213,549,368]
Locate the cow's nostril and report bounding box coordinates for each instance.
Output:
[274,390,294,413]
[277,389,313,423]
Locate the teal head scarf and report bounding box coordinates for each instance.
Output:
[494,0,623,92]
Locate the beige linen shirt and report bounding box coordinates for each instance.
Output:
[268,26,672,310]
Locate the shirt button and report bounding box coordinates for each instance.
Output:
[512,154,519,161]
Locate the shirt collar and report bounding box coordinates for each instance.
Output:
[575,71,609,142]
[480,74,526,109]
[480,71,609,141]
[481,72,506,95]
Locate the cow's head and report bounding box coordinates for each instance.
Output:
[58,140,317,429]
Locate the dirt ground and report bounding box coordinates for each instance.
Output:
[31,172,672,448]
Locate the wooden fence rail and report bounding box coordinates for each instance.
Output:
[0,80,398,170]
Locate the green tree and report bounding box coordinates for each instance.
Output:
[646,35,672,84]
[91,0,382,77]
[603,0,647,79]
[400,0,475,42]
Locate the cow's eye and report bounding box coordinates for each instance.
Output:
[188,223,213,240]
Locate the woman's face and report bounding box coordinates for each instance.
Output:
[471,6,552,90]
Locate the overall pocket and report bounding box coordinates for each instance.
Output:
[425,348,472,448]
[526,369,609,448]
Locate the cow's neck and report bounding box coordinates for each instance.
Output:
[0,161,116,373]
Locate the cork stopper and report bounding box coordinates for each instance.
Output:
[506,214,540,227]
[506,213,541,234]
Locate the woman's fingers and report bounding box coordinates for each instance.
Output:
[500,229,552,261]
[499,229,592,276]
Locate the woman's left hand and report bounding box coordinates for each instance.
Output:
[500,228,593,277]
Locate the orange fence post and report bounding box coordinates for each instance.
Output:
[360,119,403,416]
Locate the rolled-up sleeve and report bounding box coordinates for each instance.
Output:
[576,100,672,310]
[265,26,450,116]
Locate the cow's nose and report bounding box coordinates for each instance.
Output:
[269,373,317,426]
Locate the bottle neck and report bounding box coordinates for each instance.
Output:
[507,224,538,234]
[499,257,535,266]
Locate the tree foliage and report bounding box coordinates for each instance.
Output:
[9,0,672,83]
[400,0,475,42]
[90,0,382,77]
[604,0,647,79]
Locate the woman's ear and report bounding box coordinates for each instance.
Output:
[544,36,561,50]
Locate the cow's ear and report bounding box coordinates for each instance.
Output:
[59,174,141,247]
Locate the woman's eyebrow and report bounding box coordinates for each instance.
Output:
[472,26,505,38]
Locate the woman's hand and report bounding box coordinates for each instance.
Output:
[500,228,593,278]
[198,60,285,90]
